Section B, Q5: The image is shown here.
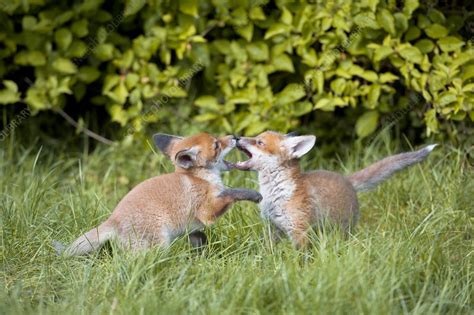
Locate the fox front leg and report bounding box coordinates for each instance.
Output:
[219,188,263,204]
[198,189,262,225]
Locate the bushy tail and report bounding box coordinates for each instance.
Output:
[54,222,115,256]
[348,145,437,192]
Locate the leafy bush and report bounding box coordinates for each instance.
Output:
[0,0,472,140]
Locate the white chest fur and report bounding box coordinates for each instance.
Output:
[196,168,224,191]
[258,167,296,232]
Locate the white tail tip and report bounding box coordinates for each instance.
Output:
[425,144,438,152]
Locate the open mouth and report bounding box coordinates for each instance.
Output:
[239,147,252,159]
[221,143,254,171]
[233,144,253,171]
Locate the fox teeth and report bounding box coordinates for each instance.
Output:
[235,161,251,170]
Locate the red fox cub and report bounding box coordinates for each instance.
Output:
[234,131,436,248]
[55,133,262,256]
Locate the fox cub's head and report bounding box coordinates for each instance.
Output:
[153,132,237,171]
[235,131,316,171]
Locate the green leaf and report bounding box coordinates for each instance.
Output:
[415,39,435,53]
[71,19,88,38]
[245,121,268,136]
[236,24,253,42]
[356,111,379,138]
[14,50,46,66]
[374,46,393,61]
[427,9,445,24]
[162,85,187,97]
[436,91,457,106]
[367,84,381,108]
[377,9,396,35]
[462,83,474,92]
[403,0,419,16]
[107,81,128,104]
[125,73,139,90]
[109,104,128,126]
[264,23,289,40]
[315,98,334,111]
[354,12,379,29]
[68,40,88,58]
[399,45,423,64]
[461,65,474,81]
[22,16,37,30]
[249,6,266,20]
[54,28,73,50]
[275,83,305,105]
[124,0,147,16]
[246,42,269,62]
[0,80,20,104]
[404,25,421,41]
[424,109,438,135]
[179,0,198,17]
[281,7,293,25]
[52,58,78,74]
[359,70,378,82]
[271,53,294,73]
[3,81,18,93]
[25,88,49,110]
[394,13,409,33]
[370,0,381,11]
[78,66,101,83]
[379,73,399,83]
[292,101,313,116]
[195,95,220,111]
[330,78,346,95]
[103,75,120,93]
[94,44,114,61]
[194,113,218,122]
[424,23,448,39]
[437,37,465,52]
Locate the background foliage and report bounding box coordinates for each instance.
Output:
[0,0,473,143]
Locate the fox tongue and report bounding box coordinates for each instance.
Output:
[234,160,252,171]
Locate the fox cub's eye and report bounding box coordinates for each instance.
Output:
[257,140,264,146]
[214,142,220,150]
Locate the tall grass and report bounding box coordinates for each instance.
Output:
[0,137,472,314]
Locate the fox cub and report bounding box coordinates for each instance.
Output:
[234,131,436,247]
[56,133,262,256]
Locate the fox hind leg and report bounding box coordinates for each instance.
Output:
[189,231,207,248]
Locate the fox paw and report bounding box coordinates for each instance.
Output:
[249,191,263,203]
[189,231,207,248]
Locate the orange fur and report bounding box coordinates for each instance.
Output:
[235,131,434,248]
[59,133,261,256]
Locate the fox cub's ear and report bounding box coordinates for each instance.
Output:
[282,135,316,159]
[175,147,198,169]
[153,133,182,158]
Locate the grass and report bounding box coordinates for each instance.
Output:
[0,136,472,314]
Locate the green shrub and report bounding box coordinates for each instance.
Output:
[0,0,472,140]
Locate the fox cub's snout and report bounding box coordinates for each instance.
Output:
[154,133,238,171]
[57,132,261,256]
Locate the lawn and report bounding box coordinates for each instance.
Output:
[0,137,472,314]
